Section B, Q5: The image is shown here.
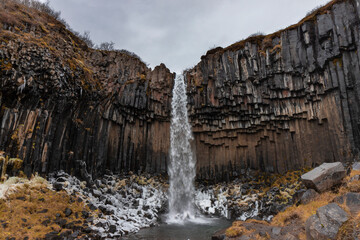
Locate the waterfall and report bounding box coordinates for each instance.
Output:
[167,75,196,223]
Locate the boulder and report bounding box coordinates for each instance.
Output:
[334,192,360,215]
[305,203,349,240]
[301,162,346,192]
[300,189,319,204]
[353,162,360,171]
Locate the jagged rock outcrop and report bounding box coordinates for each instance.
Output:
[185,0,360,180]
[0,1,174,178]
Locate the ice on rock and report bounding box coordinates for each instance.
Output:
[48,171,167,237]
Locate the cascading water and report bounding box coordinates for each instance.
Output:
[167,75,196,223]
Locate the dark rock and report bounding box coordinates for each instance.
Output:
[292,189,306,204]
[64,208,72,217]
[53,182,63,191]
[83,227,92,233]
[37,209,48,213]
[301,162,346,192]
[70,230,80,238]
[16,196,26,201]
[109,224,117,233]
[56,218,67,228]
[334,192,360,215]
[81,211,90,218]
[300,189,319,204]
[305,203,349,239]
[44,231,61,240]
[56,177,67,183]
[98,205,113,215]
[87,203,97,211]
[41,220,51,226]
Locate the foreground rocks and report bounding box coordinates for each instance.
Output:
[306,203,349,240]
[48,171,168,238]
[220,163,360,240]
[301,162,346,192]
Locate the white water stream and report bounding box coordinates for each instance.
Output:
[167,75,197,224]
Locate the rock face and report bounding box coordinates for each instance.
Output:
[185,0,360,180]
[2,0,360,181]
[301,162,346,192]
[305,203,349,240]
[0,2,174,178]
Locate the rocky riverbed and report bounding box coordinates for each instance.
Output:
[35,167,306,238]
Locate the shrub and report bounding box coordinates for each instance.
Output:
[98,41,115,51]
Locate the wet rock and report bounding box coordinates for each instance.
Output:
[301,162,346,192]
[306,203,349,239]
[212,229,226,240]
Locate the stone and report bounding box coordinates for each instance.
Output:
[350,175,360,182]
[211,229,226,240]
[301,163,346,192]
[92,189,102,197]
[300,189,319,204]
[64,208,72,217]
[353,162,360,171]
[53,182,63,191]
[271,227,281,236]
[109,224,117,233]
[334,192,360,215]
[306,203,349,240]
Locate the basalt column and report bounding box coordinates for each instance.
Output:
[186,0,360,181]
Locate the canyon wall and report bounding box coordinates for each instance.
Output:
[186,0,360,180]
[0,2,174,177]
[2,0,360,181]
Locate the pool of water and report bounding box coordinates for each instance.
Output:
[123,216,231,240]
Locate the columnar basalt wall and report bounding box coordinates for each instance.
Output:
[0,3,174,178]
[186,0,360,180]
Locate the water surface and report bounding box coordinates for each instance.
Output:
[123,216,231,240]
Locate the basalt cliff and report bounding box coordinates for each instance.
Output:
[0,1,174,178]
[1,0,360,181]
[186,0,360,180]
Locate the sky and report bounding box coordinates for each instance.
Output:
[43,0,330,73]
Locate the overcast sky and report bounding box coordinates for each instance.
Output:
[44,0,330,73]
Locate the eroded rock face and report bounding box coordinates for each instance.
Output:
[185,0,360,180]
[0,6,174,178]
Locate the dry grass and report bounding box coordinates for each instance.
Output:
[272,168,360,227]
[272,190,338,226]
[225,221,255,238]
[0,178,94,240]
